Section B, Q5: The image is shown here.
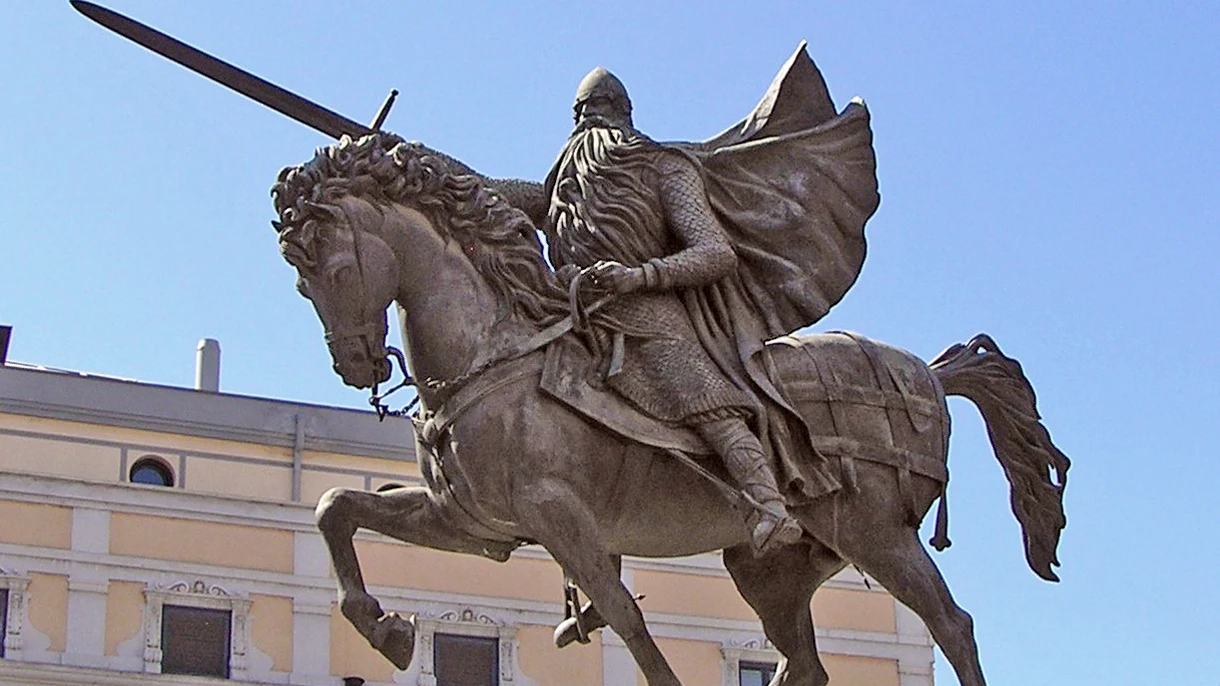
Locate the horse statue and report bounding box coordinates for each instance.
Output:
[271,132,1069,686]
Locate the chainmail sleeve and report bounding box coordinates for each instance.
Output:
[483,177,549,229]
[641,152,737,290]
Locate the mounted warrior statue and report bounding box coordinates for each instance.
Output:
[74,5,1071,684]
[426,50,878,555]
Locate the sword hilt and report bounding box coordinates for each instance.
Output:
[369,89,398,132]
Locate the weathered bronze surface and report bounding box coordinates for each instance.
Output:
[66,6,1073,681]
[268,46,1070,686]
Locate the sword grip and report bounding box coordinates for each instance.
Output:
[370,89,399,131]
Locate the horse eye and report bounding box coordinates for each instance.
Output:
[331,265,354,285]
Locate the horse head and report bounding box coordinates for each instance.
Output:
[276,195,399,389]
[273,132,567,397]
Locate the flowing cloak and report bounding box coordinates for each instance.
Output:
[545,43,879,500]
[669,42,880,500]
[673,40,878,337]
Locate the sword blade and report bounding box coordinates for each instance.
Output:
[71,1,370,139]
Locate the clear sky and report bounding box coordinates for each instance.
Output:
[3,2,1219,684]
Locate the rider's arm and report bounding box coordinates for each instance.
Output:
[642,151,737,290]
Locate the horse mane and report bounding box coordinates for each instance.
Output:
[271,132,568,326]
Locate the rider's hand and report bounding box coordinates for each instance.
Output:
[588,261,646,294]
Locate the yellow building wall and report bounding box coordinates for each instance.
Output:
[824,654,900,686]
[27,572,69,652]
[104,580,145,656]
[300,471,365,507]
[186,457,293,501]
[633,569,756,621]
[812,588,896,634]
[109,513,293,573]
[329,603,396,684]
[303,450,416,477]
[0,433,119,482]
[643,637,723,686]
[0,414,293,467]
[517,624,602,686]
[0,500,72,549]
[250,594,294,671]
[355,542,564,605]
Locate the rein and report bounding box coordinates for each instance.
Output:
[367,271,612,421]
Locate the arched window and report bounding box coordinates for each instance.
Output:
[130,456,175,487]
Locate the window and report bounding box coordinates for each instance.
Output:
[723,637,780,686]
[0,588,7,659]
[161,605,232,678]
[434,633,499,686]
[130,455,175,487]
[409,607,533,684]
[0,569,29,661]
[739,661,777,686]
[142,579,252,678]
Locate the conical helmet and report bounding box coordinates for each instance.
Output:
[573,67,632,118]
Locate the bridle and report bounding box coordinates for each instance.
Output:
[363,269,613,422]
[315,201,615,422]
[311,202,418,419]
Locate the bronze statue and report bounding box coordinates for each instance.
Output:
[414,50,887,559]
[270,77,1069,684]
[73,5,1071,684]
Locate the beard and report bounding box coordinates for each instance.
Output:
[548,116,665,268]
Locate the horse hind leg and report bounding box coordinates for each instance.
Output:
[514,478,682,686]
[724,541,845,686]
[840,524,987,686]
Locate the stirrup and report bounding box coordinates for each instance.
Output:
[749,509,803,555]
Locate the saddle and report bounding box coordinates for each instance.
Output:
[540,335,712,456]
[540,331,951,513]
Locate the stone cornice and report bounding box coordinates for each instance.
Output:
[0,365,414,462]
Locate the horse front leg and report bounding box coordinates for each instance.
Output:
[515,478,682,686]
[315,485,512,670]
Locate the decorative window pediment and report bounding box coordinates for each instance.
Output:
[722,636,781,686]
[142,579,253,678]
[406,606,534,686]
[0,566,31,660]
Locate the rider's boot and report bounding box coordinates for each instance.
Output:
[696,418,804,555]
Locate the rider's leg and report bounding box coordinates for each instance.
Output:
[695,417,803,555]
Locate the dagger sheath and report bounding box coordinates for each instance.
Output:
[71,0,371,140]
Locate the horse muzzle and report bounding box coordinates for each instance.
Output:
[326,327,392,389]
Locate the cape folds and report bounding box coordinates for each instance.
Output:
[675,41,879,336]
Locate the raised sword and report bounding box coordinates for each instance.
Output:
[70,1,394,138]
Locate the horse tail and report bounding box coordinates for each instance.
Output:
[930,334,1070,582]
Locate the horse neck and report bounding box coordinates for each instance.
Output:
[378,202,535,408]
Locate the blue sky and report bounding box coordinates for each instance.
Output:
[3,3,1219,684]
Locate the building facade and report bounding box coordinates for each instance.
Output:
[0,360,935,685]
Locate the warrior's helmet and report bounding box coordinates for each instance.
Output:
[573,67,633,125]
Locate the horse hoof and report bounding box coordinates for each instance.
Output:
[372,612,417,670]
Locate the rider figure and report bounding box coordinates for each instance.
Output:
[478,68,804,555]
[547,69,803,554]
[425,67,817,555]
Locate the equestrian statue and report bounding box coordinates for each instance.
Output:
[73,5,1071,684]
